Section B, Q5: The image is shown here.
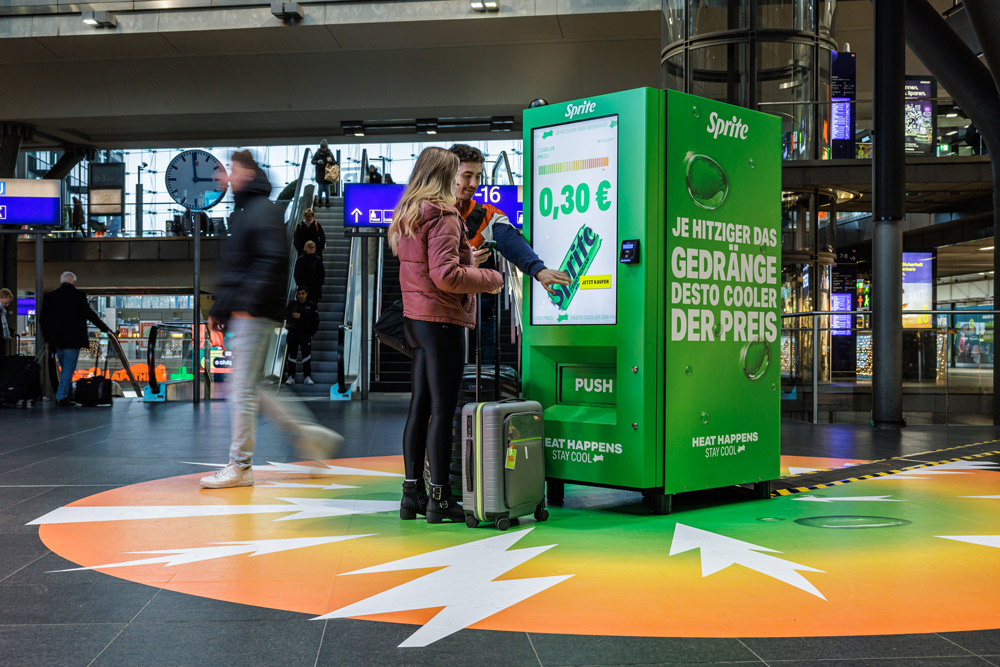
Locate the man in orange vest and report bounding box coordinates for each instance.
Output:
[449,144,570,365]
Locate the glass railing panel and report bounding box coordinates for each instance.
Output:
[780,310,996,425]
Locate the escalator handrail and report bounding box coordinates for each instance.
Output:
[264,148,314,383]
[146,323,212,395]
[338,236,363,393]
[105,330,143,396]
[491,151,514,186]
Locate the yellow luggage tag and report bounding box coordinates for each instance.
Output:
[505,445,517,469]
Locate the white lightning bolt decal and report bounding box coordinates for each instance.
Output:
[182,461,402,478]
[51,535,371,572]
[669,523,826,600]
[793,495,901,503]
[937,535,1000,549]
[28,497,398,525]
[874,460,1000,479]
[314,528,572,647]
[262,481,358,490]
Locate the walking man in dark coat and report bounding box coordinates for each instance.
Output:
[202,150,342,489]
[40,272,113,406]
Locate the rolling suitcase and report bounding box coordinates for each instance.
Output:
[462,294,548,530]
[0,351,43,407]
[75,348,113,407]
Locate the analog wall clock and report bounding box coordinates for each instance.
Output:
[165,150,228,210]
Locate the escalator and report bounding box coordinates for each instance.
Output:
[46,330,143,400]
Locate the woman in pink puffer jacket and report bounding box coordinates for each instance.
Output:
[390,147,503,523]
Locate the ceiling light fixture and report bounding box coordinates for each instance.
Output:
[82,10,116,28]
[490,116,514,132]
[978,246,994,252]
[342,121,365,137]
[470,1,499,12]
[416,119,438,135]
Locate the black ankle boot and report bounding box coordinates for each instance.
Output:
[426,483,464,523]
[400,480,428,520]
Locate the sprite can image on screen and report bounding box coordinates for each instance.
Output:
[548,224,603,311]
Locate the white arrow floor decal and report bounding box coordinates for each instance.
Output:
[669,523,827,600]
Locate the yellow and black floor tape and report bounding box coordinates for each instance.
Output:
[772,439,1000,497]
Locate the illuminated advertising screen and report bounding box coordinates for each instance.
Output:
[530,115,618,325]
[904,78,936,156]
[902,252,933,328]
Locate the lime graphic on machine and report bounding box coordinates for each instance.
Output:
[548,225,603,311]
[522,87,781,515]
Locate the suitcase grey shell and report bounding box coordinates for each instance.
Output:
[462,399,549,530]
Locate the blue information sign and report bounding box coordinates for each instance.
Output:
[344,184,523,230]
[0,180,61,226]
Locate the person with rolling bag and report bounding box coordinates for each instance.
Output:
[390,147,503,524]
[461,293,548,530]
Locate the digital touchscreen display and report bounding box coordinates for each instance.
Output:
[530,115,618,325]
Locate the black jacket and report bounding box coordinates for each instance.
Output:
[293,220,326,256]
[210,170,289,323]
[367,168,382,184]
[294,253,325,301]
[312,148,336,183]
[286,299,319,337]
[40,282,111,350]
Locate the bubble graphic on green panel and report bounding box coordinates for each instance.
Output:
[684,152,729,210]
[684,366,693,376]
[700,411,710,424]
[795,516,913,529]
[740,340,770,381]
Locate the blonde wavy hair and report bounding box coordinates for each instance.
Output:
[388,147,459,254]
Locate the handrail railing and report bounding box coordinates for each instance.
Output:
[491,151,514,186]
[373,237,385,381]
[106,331,143,396]
[263,148,313,383]
[338,235,364,394]
[146,323,211,396]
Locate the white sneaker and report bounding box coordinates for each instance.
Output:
[200,463,254,489]
[303,377,315,385]
[297,423,344,463]
[285,377,295,385]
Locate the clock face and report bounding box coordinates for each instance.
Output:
[165,150,229,210]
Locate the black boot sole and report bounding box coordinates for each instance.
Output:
[426,510,463,523]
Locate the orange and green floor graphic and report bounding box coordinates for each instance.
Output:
[28,453,1000,647]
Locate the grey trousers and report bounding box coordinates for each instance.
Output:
[227,316,317,467]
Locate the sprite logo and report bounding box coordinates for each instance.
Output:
[548,225,602,311]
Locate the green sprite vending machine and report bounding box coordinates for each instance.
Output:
[522,87,781,514]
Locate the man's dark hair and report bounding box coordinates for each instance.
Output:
[296,286,308,294]
[449,144,484,165]
[231,149,259,170]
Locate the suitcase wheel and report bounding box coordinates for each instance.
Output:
[495,517,511,531]
[534,507,549,522]
[464,515,479,529]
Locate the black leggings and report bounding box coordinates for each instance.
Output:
[402,318,467,485]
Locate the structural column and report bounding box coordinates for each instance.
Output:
[872,0,905,429]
